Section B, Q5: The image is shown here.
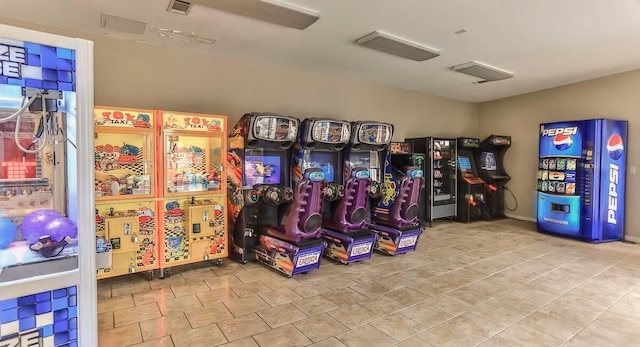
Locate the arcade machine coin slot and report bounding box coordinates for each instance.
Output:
[478,135,512,219]
[227,113,326,277]
[157,111,228,278]
[456,137,487,223]
[93,106,158,279]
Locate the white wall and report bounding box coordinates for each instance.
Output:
[479,69,640,240]
[0,19,479,140]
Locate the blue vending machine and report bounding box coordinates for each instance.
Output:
[537,119,628,242]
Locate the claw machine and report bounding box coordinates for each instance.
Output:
[94,106,159,279]
[0,24,96,346]
[157,111,227,277]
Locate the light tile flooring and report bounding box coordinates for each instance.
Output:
[97,219,640,347]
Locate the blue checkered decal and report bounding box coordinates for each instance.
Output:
[0,286,78,347]
[0,40,76,92]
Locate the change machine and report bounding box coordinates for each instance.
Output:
[295,118,378,264]
[0,24,96,346]
[456,137,486,223]
[228,113,326,277]
[477,135,511,219]
[94,106,158,279]
[157,110,228,277]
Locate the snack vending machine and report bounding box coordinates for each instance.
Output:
[0,24,96,346]
[94,107,158,279]
[538,119,628,242]
[157,111,228,277]
[407,137,457,226]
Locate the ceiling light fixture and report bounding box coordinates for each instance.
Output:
[100,13,148,35]
[148,26,215,44]
[451,61,513,82]
[355,31,440,62]
[187,0,319,30]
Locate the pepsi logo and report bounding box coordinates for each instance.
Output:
[553,134,573,150]
[607,134,624,160]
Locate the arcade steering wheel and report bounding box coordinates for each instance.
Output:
[262,186,284,206]
[368,181,382,199]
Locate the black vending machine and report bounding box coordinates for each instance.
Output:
[456,137,486,223]
[407,137,457,226]
[477,135,511,219]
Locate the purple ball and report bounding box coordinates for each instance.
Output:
[21,209,62,243]
[43,217,78,242]
[0,217,17,249]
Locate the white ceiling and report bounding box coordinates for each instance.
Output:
[3,0,640,102]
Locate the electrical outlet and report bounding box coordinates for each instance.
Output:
[631,166,637,175]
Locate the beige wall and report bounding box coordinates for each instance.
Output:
[0,19,478,140]
[479,69,640,240]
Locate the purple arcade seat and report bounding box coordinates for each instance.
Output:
[375,167,424,229]
[266,168,326,243]
[326,168,377,232]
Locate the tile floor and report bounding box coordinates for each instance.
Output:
[97,219,640,347]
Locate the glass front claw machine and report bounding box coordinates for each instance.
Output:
[156,111,228,277]
[94,107,158,279]
[0,25,96,346]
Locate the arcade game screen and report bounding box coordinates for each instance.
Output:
[480,152,497,171]
[348,151,379,182]
[301,151,338,182]
[458,156,473,173]
[244,155,282,187]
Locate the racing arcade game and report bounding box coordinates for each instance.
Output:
[227,113,325,277]
[295,118,378,264]
[478,135,511,219]
[351,123,423,255]
[457,137,486,223]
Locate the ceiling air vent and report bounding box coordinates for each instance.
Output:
[355,31,440,62]
[168,0,193,15]
[451,61,513,83]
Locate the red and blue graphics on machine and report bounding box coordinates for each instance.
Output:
[0,40,76,91]
[537,120,627,242]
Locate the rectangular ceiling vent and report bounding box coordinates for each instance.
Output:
[168,0,193,15]
[355,31,440,62]
[100,13,148,35]
[189,0,319,30]
[451,61,513,83]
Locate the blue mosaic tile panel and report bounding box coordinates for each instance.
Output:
[0,39,76,92]
[0,286,78,347]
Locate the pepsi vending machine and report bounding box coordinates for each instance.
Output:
[537,119,627,242]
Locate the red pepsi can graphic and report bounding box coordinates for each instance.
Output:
[553,134,573,150]
[607,133,624,160]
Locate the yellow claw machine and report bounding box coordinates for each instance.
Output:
[94,106,159,279]
[156,110,227,277]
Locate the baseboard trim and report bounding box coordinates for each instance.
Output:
[505,213,536,223]
[625,235,640,244]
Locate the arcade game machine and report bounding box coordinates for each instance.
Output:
[456,137,487,223]
[538,119,628,242]
[156,111,227,277]
[349,123,424,255]
[478,135,512,219]
[94,106,159,279]
[227,113,326,277]
[295,118,378,265]
[407,137,457,226]
[0,24,96,346]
